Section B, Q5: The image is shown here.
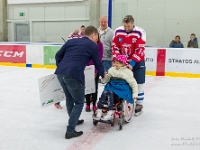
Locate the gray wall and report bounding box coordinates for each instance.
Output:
[7,0,200,47]
[100,0,200,47]
[7,1,89,42]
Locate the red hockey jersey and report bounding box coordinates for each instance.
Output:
[112,26,146,62]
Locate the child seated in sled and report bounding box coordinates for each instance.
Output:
[95,55,138,120]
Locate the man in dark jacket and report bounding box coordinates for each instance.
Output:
[55,26,104,139]
[187,33,198,48]
[169,35,184,48]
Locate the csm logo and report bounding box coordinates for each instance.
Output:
[132,38,137,43]
[0,51,24,57]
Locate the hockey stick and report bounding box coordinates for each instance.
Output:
[61,37,66,43]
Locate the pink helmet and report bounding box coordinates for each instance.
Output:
[115,55,128,66]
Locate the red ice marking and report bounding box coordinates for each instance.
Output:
[66,124,111,150]
[156,49,166,76]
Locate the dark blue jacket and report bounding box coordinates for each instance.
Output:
[54,37,104,85]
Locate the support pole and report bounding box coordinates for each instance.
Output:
[108,0,112,28]
[0,0,8,41]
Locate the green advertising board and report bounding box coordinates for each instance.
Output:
[44,46,61,65]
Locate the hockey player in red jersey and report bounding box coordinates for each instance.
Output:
[112,15,146,116]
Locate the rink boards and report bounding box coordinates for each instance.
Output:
[0,43,200,78]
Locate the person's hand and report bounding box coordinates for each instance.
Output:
[127,64,133,70]
[133,97,137,101]
[100,78,105,83]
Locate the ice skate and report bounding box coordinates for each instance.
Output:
[95,109,102,120]
[102,110,114,120]
[134,104,143,116]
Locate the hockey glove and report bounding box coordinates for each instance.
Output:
[130,60,136,67]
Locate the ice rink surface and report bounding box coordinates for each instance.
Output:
[0,66,200,150]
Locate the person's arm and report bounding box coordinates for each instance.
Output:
[187,41,190,48]
[55,43,67,66]
[194,41,198,48]
[124,69,138,99]
[169,40,174,47]
[91,44,105,78]
[87,42,103,74]
[109,30,114,50]
[101,68,113,83]
[181,43,184,48]
[130,28,146,67]
[98,42,103,61]
[68,32,74,40]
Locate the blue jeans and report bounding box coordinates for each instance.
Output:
[57,74,85,133]
[98,91,114,110]
[102,60,112,72]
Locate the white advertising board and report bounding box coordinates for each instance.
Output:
[145,48,157,71]
[165,49,200,73]
[38,65,95,108]
[8,0,83,4]
[26,45,44,65]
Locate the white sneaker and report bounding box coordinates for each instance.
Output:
[95,109,102,119]
[103,110,114,120]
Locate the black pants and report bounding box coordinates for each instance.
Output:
[85,73,99,106]
[132,60,146,84]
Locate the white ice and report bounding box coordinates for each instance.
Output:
[0,66,200,150]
